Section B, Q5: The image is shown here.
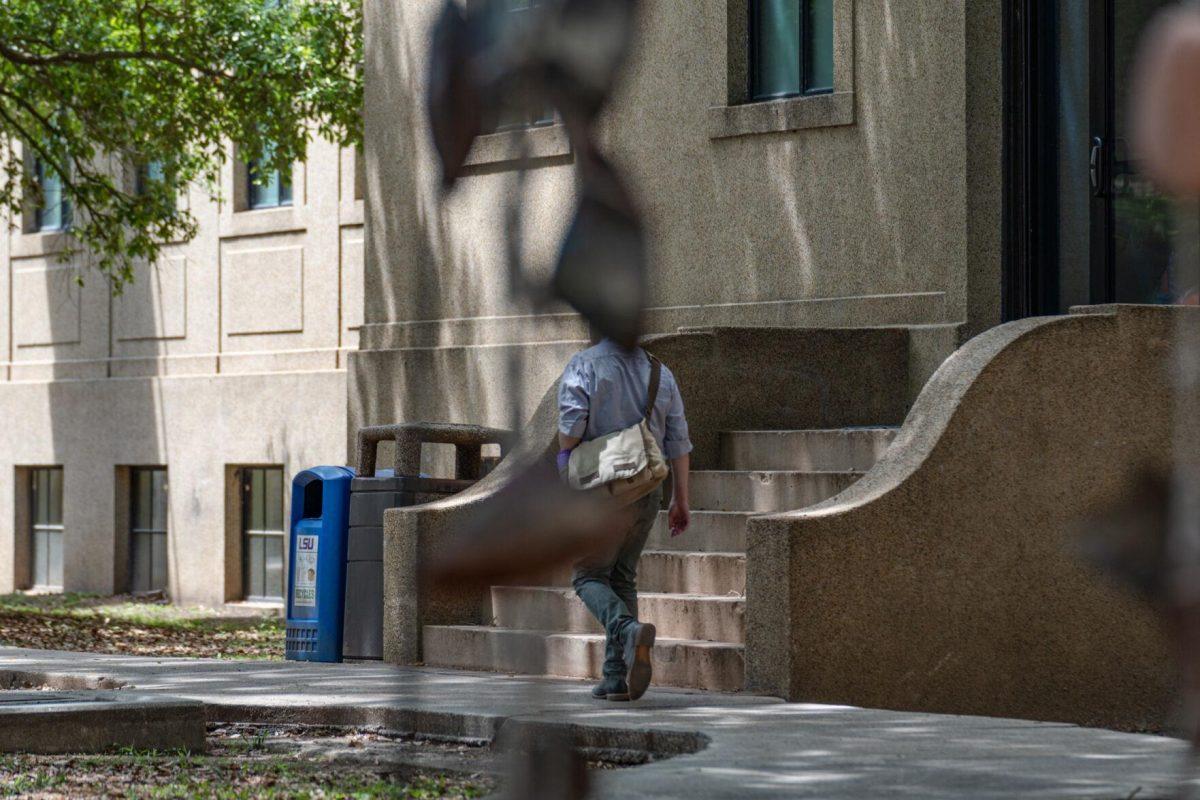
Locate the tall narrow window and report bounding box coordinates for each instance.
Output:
[33,157,71,231]
[29,468,64,590]
[246,145,293,209]
[130,467,168,593]
[242,467,285,600]
[749,0,834,101]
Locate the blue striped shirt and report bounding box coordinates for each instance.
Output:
[558,339,693,460]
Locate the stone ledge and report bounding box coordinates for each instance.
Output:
[707,92,855,139]
[357,292,948,351]
[463,124,572,168]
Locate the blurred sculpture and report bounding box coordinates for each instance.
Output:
[422,3,647,796]
[1092,7,1200,795]
[1133,4,1200,194]
[426,0,645,348]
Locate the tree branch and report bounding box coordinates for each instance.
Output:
[0,101,100,227]
[0,40,232,79]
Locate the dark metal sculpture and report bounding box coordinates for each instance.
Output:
[423,4,648,796]
[427,0,645,349]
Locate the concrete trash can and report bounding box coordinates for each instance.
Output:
[343,423,510,660]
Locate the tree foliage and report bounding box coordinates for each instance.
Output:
[0,0,362,290]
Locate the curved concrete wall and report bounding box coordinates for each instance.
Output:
[746,306,1192,730]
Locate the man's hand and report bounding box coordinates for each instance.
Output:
[668,499,690,537]
[668,452,690,537]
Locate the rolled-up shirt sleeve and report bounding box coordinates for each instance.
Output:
[662,380,693,460]
[558,357,591,439]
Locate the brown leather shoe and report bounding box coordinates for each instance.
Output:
[622,622,656,701]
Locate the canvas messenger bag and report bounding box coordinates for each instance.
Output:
[566,354,670,506]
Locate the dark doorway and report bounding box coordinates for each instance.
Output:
[1004,0,1200,319]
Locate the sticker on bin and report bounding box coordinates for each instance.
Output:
[294,534,319,607]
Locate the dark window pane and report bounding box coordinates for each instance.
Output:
[264,469,284,532]
[33,470,47,525]
[47,530,63,588]
[264,536,284,599]
[247,535,265,598]
[805,0,834,93]
[136,160,176,211]
[132,533,151,592]
[33,530,49,587]
[250,469,265,530]
[752,0,801,99]
[151,532,168,591]
[486,0,552,131]
[34,158,70,231]
[48,469,62,525]
[247,145,293,209]
[136,160,166,196]
[151,469,167,531]
[134,471,150,530]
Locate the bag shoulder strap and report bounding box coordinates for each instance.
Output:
[644,353,662,421]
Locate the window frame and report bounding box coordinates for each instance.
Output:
[29,467,64,591]
[32,156,71,233]
[245,147,294,211]
[748,0,835,102]
[240,466,286,602]
[710,0,854,139]
[129,466,169,594]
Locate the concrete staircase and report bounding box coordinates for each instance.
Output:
[422,427,897,691]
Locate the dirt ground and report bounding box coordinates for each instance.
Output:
[0,593,283,660]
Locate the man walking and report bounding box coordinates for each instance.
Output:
[556,337,692,701]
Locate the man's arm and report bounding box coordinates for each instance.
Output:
[558,356,590,474]
[661,370,693,536]
[668,453,690,536]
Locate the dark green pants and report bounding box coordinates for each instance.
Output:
[571,486,662,677]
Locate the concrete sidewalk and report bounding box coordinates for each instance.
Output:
[0,646,1188,799]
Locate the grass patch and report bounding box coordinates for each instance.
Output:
[0,593,283,660]
[0,755,487,799]
[0,727,495,800]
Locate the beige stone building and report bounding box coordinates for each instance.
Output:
[358,0,1200,727]
[0,140,363,607]
[355,0,1004,435]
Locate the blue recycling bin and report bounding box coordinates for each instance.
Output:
[285,466,355,662]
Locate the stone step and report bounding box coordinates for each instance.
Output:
[513,550,746,595]
[639,551,745,596]
[422,625,744,691]
[719,428,898,472]
[490,586,745,643]
[647,510,750,552]
[689,470,863,513]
